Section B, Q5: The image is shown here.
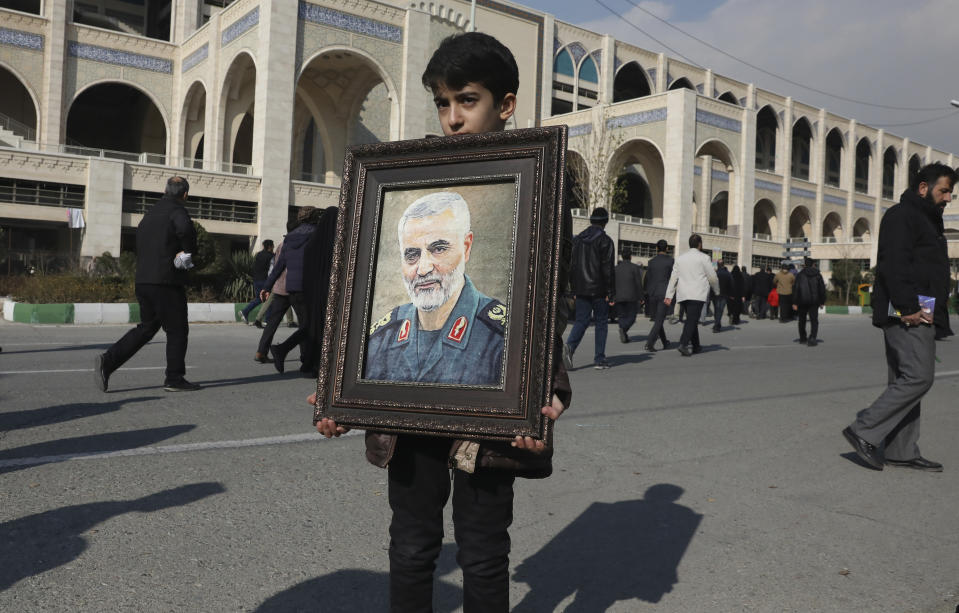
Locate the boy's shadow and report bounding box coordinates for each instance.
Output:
[255,543,462,613]
[513,484,702,611]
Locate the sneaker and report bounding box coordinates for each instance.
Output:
[164,378,201,392]
[593,360,611,370]
[562,343,574,369]
[240,311,250,325]
[807,339,817,347]
[94,353,110,392]
[253,320,264,329]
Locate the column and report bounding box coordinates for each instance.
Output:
[779,97,794,242]
[539,14,555,123]
[809,108,826,243]
[81,158,124,258]
[203,9,222,171]
[399,7,431,139]
[871,130,884,266]
[172,0,202,43]
[843,119,857,237]
[698,155,712,229]
[599,35,615,105]
[662,88,696,245]
[39,0,70,148]
[738,101,757,266]
[655,53,666,92]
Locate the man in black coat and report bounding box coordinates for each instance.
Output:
[751,266,773,319]
[95,176,199,392]
[565,207,616,369]
[614,252,644,343]
[712,262,732,332]
[792,257,826,346]
[642,239,673,351]
[843,162,957,472]
[240,239,274,324]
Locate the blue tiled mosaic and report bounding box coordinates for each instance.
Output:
[590,49,602,64]
[553,38,561,53]
[648,68,656,83]
[823,194,846,206]
[696,109,741,133]
[568,123,592,138]
[712,169,729,182]
[299,2,402,43]
[606,107,666,129]
[566,41,587,64]
[68,41,172,73]
[696,84,704,94]
[0,27,43,50]
[791,187,816,199]
[854,201,874,211]
[182,43,208,72]
[755,179,781,192]
[942,214,959,221]
[694,166,701,176]
[222,7,259,46]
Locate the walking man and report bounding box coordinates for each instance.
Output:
[792,257,826,346]
[842,162,957,472]
[712,262,731,332]
[240,239,274,324]
[752,266,773,318]
[665,234,719,357]
[643,240,673,351]
[94,177,200,392]
[614,252,644,343]
[565,207,616,369]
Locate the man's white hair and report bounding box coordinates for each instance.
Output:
[397,191,471,245]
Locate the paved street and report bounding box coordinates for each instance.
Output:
[1,314,958,612]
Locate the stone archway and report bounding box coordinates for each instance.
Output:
[67,81,167,155]
[220,52,256,169]
[853,217,871,241]
[822,212,843,241]
[696,139,739,235]
[180,80,206,165]
[0,62,39,140]
[608,139,665,222]
[753,199,777,239]
[613,61,651,102]
[789,206,812,238]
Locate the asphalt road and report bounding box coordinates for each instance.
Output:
[1,314,958,612]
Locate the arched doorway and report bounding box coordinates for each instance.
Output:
[755,106,778,172]
[753,199,777,239]
[668,77,694,91]
[824,128,844,187]
[608,139,665,221]
[0,64,38,140]
[613,61,652,103]
[854,138,871,194]
[709,191,728,231]
[696,139,738,235]
[566,149,589,211]
[853,217,871,241]
[822,212,843,241]
[180,81,206,165]
[293,49,396,184]
[789,206,811,238]
[221,52,256,169]
[882,146,897,199]
[908,154,922,184]
[67,82,167,155]
[791,117,812,180]
[718,91,739,105]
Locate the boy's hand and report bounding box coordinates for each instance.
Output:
[308,392,351,437]
[512,394,565,453]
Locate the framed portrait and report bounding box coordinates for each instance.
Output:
[313,125,567,444]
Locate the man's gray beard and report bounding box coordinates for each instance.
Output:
[404,261,465,312]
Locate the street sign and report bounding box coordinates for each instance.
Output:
[782,250,811,257]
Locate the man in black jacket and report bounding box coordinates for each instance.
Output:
[614,252,644,343]
[95,176,199,392]
[240,239,274,324]
[792,257,826,346]
[751,266,773,319]
[565,207,616,369]
[843,162,957,472]
[643,239,673,351]
[712,262,732,332]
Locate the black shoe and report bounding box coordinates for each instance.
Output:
[692,346,703,354]
[619,328,628,343]
[253,319,263,329]
[807,339,816,347]
[593,360,611,370]
[712,327,720,333]
[254,353,274,363]
[842,426,883,470]
[798,337,807,344]
[644,344,657,352]
[661,340,670,350]
[677,345,691,357]
[164,378,201,392]
[886,456,943,472]
[94,353,110,392]
[270,344,288,374]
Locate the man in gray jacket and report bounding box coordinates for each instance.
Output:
[614,252,644,343]
[665,234,720,356]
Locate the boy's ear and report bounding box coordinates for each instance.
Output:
[498,93,517,122]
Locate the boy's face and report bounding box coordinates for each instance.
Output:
[432,81,516,136]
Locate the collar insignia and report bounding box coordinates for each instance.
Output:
[397,319,411,342]
[447,316,468,343]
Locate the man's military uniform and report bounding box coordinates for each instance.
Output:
[365,276,506,385]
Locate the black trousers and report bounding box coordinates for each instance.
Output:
[779,294,793,322]
[796,304,819,340]
[257,292,310,366]
[728,296,742,323]
[104,283,188,382]
[679,300,704,350]
[617,301,638,334]
[646,298,669,348]
[388,435,515,613]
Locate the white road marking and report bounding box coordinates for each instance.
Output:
[0,430,362,468]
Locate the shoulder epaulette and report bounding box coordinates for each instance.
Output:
[369,309,395,336]
[477,300,507,334]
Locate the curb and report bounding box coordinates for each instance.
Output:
[2,300,262,324]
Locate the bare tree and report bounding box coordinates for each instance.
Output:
[567,127,628,214]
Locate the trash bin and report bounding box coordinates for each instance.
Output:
[858,283,871,307]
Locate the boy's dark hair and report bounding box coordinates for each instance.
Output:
[910,162,958,192]
[621,252,631,261]
[656,239,668,252]
[804,256,814,267]
[688,234,702,249]
[262,239,274,250]
[422,32,519,104]
[165,176,189,200]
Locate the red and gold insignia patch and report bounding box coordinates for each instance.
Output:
[397,319,411,342]
[447,316,468,343]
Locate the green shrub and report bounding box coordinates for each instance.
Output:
[9,274,136,303]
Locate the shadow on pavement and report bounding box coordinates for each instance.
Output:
[1,342,115,355]
[255,544,462,613]
[512,484,702,611]
[0,396,161,432]
[110,372,291,393]
[0,425,196,474]
[0,482,226,590]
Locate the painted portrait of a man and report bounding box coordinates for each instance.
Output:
[364,190,508,385]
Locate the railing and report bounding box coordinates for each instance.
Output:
[0,110,37,141]
[0,179,86,208]
[297,171,329,184]
[122,191,258,224]
[852,236,869,243]
[53,144,254,175]
[611,213,654,225]
[822,236,838,243]
[693,225,730,236]
[752,232,774,241]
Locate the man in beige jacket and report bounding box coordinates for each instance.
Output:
[665,234,720,356]
[773,264,795,323]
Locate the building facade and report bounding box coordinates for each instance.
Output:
[1,0,957,276]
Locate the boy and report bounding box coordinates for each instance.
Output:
[315,32,571,612]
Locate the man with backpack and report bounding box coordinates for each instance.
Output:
[565,207,616,369]
[792,257,826,346]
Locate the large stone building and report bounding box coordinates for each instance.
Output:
[1,0,957,277]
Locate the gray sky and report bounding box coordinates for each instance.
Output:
[516,0,959,155]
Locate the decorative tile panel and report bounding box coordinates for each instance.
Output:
[68,41,172,73]
[299,2,402,43]
[755,179,781,192]
[568,123,592,138]
[694,166,702,176]
[222,7,259,46]
[0,27,43,50]
[823,194,846,206]
[791,187,816,199]
[553,37,561,53]
[648,68,656,83]
[566,41,587,64]
[606,107,666,129]
[854,201,874,211]
[182,43,208,72]
[712,169,729,182]
[696,109,741,133]
[696,84,704,94]
[590,49,601,64]
[942,214,959,221]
